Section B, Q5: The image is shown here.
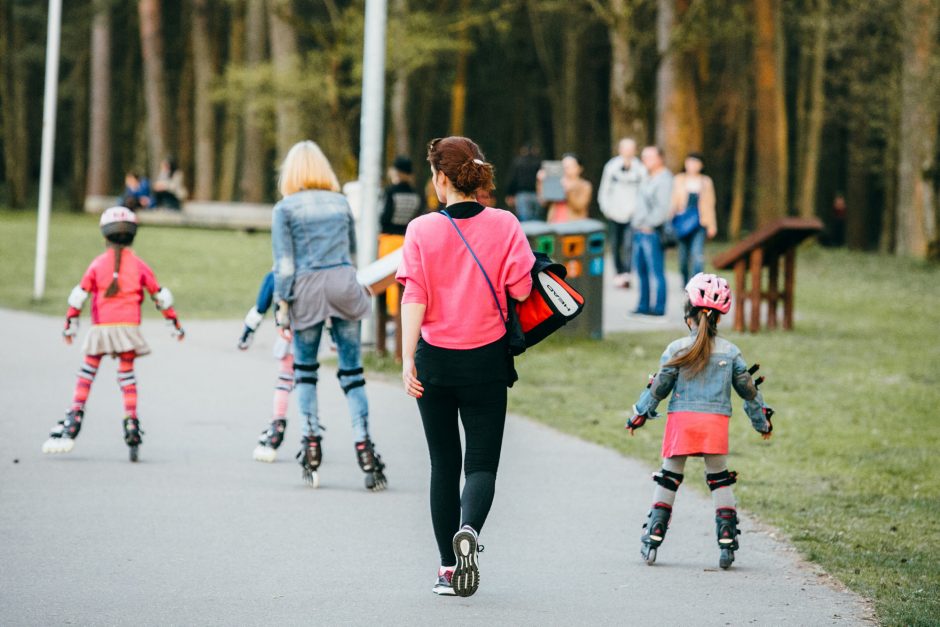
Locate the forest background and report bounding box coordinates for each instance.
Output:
[0,0,938,258]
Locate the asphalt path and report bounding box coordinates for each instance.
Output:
[0,309,872,626]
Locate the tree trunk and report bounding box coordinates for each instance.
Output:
[218,4,245,201]
[752,0,788,225]
[608,0,646,145]
[241,0,268,202]
[729,88,750,240]
[449,0,470,137]
[176,37,195,190]
[655,0,702,172]
[845,124,871,250]
[0,2,29,208]
[796,0,828,218]
[192,0,215,200]
[895,0,939,257]
[138,0,171,178]
[69,51,90,211]
[389,0,410,156]
[86,0,112,200]
[268,0,301,156]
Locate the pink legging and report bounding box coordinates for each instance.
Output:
[273,352,294,418]
[71,352,138,418]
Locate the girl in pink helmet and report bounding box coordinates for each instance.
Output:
[625,272,774,569]
[42,207,185,462]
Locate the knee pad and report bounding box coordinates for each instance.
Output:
[706,469,738,491]
[294,362,319,386]
[337,367,365,394]
[652,468,684,492]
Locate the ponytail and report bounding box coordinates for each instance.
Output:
[666,307,719,376]
[105,244,124,297]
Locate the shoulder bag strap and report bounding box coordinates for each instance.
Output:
[440,210,506,323]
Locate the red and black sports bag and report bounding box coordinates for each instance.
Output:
[513,252,585,348]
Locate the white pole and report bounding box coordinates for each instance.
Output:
[33,0,63,301]
[356,0,387,270]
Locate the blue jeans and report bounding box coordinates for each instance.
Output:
[292,318,369,442]
[633,231,666,315]
[513,192,542,222]
[609,220,633,275]
[678,227,706,286]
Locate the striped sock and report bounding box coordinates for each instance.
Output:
[117,351,137,418]
[71,354,102,412]
[273,353,294,418]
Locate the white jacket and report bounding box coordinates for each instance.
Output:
[598,156,646,224]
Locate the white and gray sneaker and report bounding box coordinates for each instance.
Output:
[432,567,456,596]
[451,525,481,597]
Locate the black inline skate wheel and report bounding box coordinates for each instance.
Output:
[129,446,139,462]
[719,548,734,569]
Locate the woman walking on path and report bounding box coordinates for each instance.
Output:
[670,153,717,286]
[271,140,387,491]
[397,136,535,597]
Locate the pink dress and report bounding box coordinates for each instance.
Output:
[662,411,729,458]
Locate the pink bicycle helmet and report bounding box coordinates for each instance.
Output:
[685,272,732,314]
[99,206,138,238]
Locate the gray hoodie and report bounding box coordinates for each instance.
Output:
[632,169,674,230]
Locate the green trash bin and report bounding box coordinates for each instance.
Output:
[520,220,556,257]
[550,219,606,339]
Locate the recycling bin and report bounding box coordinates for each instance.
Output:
[551,219,606,339]
[520,220,556,257]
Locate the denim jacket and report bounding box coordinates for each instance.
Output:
[632,333,773,433]
[272,190,357,301]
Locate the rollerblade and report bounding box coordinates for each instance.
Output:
[640,503,672,565]
[253,418,287,463]
[123,416,143,462]
[296,435,322,488]
[42,409,84,454]
[355,439,387,492]
[716,508,740,569]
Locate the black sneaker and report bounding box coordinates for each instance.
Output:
[451,525,481,597]
[432,568,455,596]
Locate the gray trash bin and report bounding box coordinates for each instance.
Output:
[551,219,606,339]
[520,220,556,257]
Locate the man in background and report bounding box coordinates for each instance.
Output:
[599,138,645,288]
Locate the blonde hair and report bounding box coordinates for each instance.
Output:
[278,140,341,197]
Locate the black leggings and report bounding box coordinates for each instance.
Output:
[417,380,508,567]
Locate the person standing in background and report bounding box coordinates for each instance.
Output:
[379,156,426,317]
[539,153,593,224]
[632,146,673,317]
[505,143,542,221]
[599,138,646,289]
[670,152,717,287]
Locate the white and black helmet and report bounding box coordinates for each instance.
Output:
[99,206,139,241]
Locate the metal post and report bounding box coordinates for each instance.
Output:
[356,0,387,270]
[33,0,63,301]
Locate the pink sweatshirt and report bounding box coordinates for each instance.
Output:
[69,248,176,325]
[397,208,535,349]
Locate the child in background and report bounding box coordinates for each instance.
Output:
[42,207,184,462]
[626,273,774,569]
[238,271,295,463]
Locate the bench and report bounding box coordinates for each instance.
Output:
[84,195,272,231]
[712,217,823,332]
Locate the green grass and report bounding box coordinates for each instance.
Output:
[3,209,939,624]
[0,209,272,318]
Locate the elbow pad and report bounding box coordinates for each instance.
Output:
[651,370,677,401]
[244,306,264,331]
[68,285,88,309]
[154,287,174,310]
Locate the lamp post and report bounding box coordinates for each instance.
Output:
[33,0,63,301]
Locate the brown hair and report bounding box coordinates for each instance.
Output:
[427,136,495,195]
[665,301,719,376]
[105,244,124,297]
